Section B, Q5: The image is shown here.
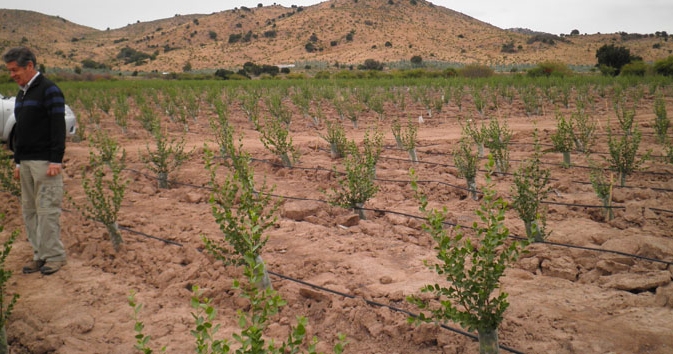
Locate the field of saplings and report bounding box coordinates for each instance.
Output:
[1,75,672,354]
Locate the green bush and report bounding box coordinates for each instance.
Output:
[654,55,673,76]
[116,47,154,65]
[359,59,384,71]
[595,44,640,76]
[527,61,572,77]
[620,61,650,76]
[410,55,423,66]
[459,64,494,78]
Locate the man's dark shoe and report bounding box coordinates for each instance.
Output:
[40,260,66,275]
[23,260,45,274]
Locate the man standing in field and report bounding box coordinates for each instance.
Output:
[3,47,67,275]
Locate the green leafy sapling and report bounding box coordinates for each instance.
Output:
[326,139,379,220]
[588,162,615,221]
[510,129,551,242]
[69,131,128,251]
[321,120,349,159]
[256,115,299,168]
[0,214,19,354]
[140,125,190,189]
[0,148,20,197]
[453,138,479,201]
[483,117,511,175]
[128,290,166,354]
[605,121,650,187]
[408,157,528,354]
[653,92,670,144]
[550,112,574,167]
[203,125,279,289]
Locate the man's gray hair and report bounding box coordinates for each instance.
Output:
[2,47,37,67]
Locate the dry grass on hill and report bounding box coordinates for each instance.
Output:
[1,0,672,73]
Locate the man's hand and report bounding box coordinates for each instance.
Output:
[47,163,62,177]
[13,166,19,180]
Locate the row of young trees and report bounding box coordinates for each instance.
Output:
[0,75,670,353]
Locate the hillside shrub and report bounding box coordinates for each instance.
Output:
[595,44,640,76]
[229,33,243,43]
[81,59,110,70]
[359,59,384,71]
[500,41,517,53]
[116,47,154,65]
[527,33,567,45]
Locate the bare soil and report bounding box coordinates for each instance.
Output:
[1,86,672,354]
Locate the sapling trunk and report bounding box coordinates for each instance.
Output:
[0,325,6,354]
[477,143,484,158]
[107,222,123,251]
[408,148,418,163]
[562,151,571,167]
[158,172,169,189]
[330,142,340,159]
[255,255,273,290]
[603,179,614,221]
[467,178,478,201]
[478,327,499,354]
[525,219,545,243]
[355,202,366,220]
[394,136,403,149]
[601,196,614,221]
[280,153,292,168]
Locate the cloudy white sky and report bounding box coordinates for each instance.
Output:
[3,0,672,35]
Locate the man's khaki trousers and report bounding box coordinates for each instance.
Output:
[19,160,66,262]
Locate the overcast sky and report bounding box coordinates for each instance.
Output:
[2,0,672,35]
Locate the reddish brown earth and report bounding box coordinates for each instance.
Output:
[1,85,672,354]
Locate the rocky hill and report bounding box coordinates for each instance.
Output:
[1,0,672,73]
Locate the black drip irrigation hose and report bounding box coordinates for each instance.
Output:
[267,270,526,354]
[356,206,673,267]
[415,147,673,178]
[379,154,673,193]
[61,207,183,247]
[223,157,673,214]
[540,200,626,210]
[118,224,184,247]
[63,199,523,351]
[117,167,673,266]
